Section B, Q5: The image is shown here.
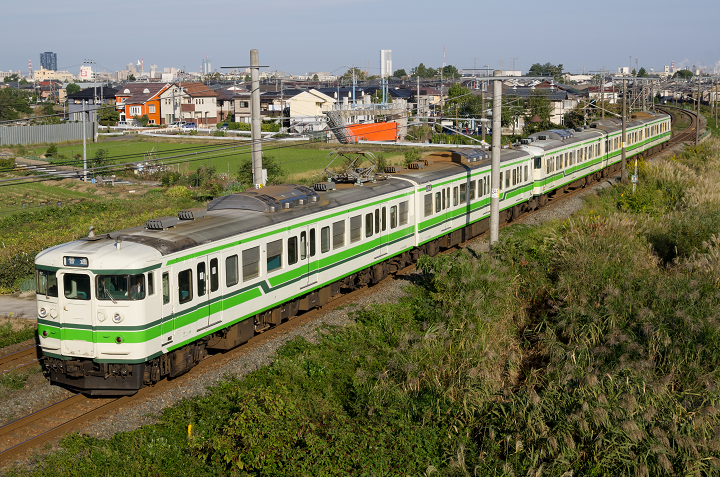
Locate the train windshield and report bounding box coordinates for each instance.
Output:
[96,275,146,301]
[36,270,58,297]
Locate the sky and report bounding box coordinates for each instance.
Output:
[2,0,719,77]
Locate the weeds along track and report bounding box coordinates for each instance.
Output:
[0,345,41,375]
[0,107,701,465]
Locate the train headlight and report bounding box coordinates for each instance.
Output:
[39,308,47,318]
[112,313,123,324]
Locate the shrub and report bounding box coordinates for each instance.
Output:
[45,143,58,158]
[165,186,193,198]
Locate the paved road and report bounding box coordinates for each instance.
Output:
[0,295,37,321]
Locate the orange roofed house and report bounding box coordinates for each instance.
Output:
[115,83,169,124]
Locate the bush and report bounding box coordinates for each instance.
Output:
[45,143,58,158]
[165,186,193,198]
[403,148,421,166]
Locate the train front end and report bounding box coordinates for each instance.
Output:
[35,238,162,395]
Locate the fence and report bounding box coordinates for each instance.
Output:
[0,121,96,146]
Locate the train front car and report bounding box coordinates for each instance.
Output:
[36,236,162,395]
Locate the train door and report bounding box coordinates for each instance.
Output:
[57,271,95,358]
[375,206,389,259]
[160,269,174,346]
[301,226,318,288]
[207,253,222,328]
[442,186,451,231]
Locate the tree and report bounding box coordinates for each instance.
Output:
[673,70,693,80]
[3,74,19,83]
[66,83,81,95]
[637,67,649,78]
[244,74,250,81]
[312,74,319,81]
[128,74,136,82]
[46,144,58,158]
[0,88,32,121]
[98,105,119,126]
[522,90,554,134]
[393,69,407,78]
[411,63,428,78]
[564,103,587,129]
[236,154,285,187]
[42,103,55,116]
[527,62,564,81]
[133,114,150,127]
[442,65,460,79]
[91,148,109,168]
[341,67,366,82]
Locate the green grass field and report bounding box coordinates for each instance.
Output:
[0,182,96,212]
[23,138,409,182]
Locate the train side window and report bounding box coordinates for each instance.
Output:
[321,227,330,253]
[374,209,380,234]
[512,169,517,186]
[365,213,373,237]
[241,248,259,282]
[310,229,316,257]
[381,207,386,231]
[332,220,345,249]
[524,165,528,181]
[390,206,397,228]
[506,171,511,188]
[399,201,409,225]
[470,180,476,199]
[209,259,218,292]
[535,156,542,169]
[453,187,458,206]
[459,183,466,202]
[350,215,362,243]
[499,173,503,190]
[267,240,283,272]
[300,232,307,260]
[424,194,433,216]
[435,191,441,212]
[485,177,489,195]
[227,254,240,286]
[556,156,561,170]
[178,269,193,304]
[288,236,298,265]
[197,262,206,297]
[442,189,447,209]
[148,272,155,295]
[162,272,170,304]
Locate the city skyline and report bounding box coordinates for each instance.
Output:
[1,0,718,77]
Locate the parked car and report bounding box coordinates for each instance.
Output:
[182,122,197,129]
[117,120,141,128]
[218,123,229,130]
[168,121,186,128]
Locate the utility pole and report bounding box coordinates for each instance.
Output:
[82,99,87,182]
[489,70,502,246]
[416,75,420,116]
[250,49,263,187]
[715,77,718,129]
[621,78,628,183]
[696,75,701,145]
[601,67,605,119]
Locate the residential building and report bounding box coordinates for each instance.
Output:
[587,85,619,104]
[180,82,218,126]
[115,83,169,124]
[0,70,22,80]
[33,67,74,82]
[286,89,336,117]
[158,82,218,125]
[40,52,57,72]
[67,87,118,122]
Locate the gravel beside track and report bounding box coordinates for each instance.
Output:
[1,138,693,470]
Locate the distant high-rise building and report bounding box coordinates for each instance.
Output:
[40,52,57,72]
[201,57,212,75]
[380,49,392,78]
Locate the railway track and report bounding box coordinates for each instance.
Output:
[0,106,702,468]
[656,105,698,146]
[0,345,41,375]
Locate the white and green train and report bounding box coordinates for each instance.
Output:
[35,112,671,395]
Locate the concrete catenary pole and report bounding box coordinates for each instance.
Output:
[696,75,701,145]
[489,70,502,246]
[82,99,87,182]
[715,77,718,129]
[621,78,628,183]
[250,49,263,188]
